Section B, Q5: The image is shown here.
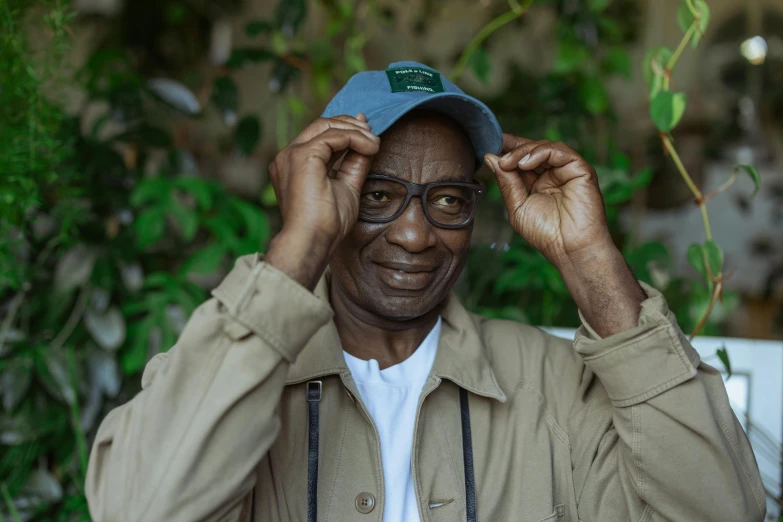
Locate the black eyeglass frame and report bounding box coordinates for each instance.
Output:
[358,174,485,229]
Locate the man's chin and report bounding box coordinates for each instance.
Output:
[362,291,444,322]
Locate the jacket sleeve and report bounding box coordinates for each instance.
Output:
[568,282,766,522]
[85,255,333,522]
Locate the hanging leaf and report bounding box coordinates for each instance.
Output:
[687,243,707,280]
[119,262,144,292]
[642,46,673,99]
[134,208,166,249]
[736,164,760,198]
[84,306,126,351]
[41,349,76,405]
[234,115,262,155]
[716,346,732,378]
[677,0,710,48]
[167,197,199,242]
[276,0,307,35]
[588,0,612,12]
[650,91,687,132]
[19,469,63,504]
[131,178,168,207]
[147,78,201,115]
[703,240,723,278]
[468,48,491,84]
[0,358,32,412]
[174,177,214,209]
[579,76,610,115]
[225,48,275,69]
[603,47,631,78]
[246,20,274,37]
[209,20,233,66]
[88,350,120,398]
[211,76,239,113]
[554,40,589,73]
[180,244,226,275]
[54,244,96,292]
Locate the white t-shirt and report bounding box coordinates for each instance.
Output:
[343,317,442,522]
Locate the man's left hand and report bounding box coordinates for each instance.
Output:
[486,134,646,336]
[485,135,613,269]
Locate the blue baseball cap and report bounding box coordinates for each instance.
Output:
[322,61,503,164]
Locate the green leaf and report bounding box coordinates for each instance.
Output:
[716,346,731,378]
[642,46,673,97]
[687,242,708,280]
[603,47,631,78]
[134,208,166,249]
[234,115,262,155]
[115,124,172,148]
[180,244,226,275]
[233,200,270,253]
[469,48,492,84]
[261,184,278,207]
[276,0,307,34]
[210,76,239,113]
[704,239,723,277]
[130,178,168,207]
[579,76,609,115]
[245,20,274,37]
[167,197,199,242]
[174,177,213,209]
[650,91,687,132]
[677,0,710,47]
[736,164,760,198]
[588,0,612,12]
[554,40,590,73]
[225,48,274,69]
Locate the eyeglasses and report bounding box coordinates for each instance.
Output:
[358,174,485,229]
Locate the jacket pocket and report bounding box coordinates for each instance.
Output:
[533,504,564,522]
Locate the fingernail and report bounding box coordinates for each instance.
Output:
[519,153,530,165]
[484,157,496,173]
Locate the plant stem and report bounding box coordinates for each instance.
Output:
[0,484,22,522]
[661,135,712,240]
[665,22,697,89]
[449,1,533,82]
[690,280,722,340]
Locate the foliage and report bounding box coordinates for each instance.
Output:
[0,0,756,519]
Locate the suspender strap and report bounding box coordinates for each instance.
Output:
[460,387,477,522]
[306,381,322,522]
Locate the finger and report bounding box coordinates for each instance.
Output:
[334,150,373,194]
[332,113,371,129]
[485,153,529,207]
[297,128,380,164]
[497,139,548,171]
[501,134,536,154]
[292,117,375,145]
[517,141,582,172]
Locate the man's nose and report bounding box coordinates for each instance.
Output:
[384,196,438,253]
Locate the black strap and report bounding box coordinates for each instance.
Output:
[303,381,476,522]
[460,387,477,522]
[306,381,322,522]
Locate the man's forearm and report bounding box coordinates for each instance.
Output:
[557,242,646,337]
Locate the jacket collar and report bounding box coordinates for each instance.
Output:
[285,271,507,403]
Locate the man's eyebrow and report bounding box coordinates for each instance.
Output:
[367,172,475,184]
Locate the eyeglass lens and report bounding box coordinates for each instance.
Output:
[359,178,479,226]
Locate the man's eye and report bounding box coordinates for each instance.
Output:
[363,191,390,202]
[433,195,462,206]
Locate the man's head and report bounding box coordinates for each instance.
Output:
[329,111,476,321]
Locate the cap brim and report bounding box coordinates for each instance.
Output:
[364,92,503,164]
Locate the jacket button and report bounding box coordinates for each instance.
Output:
[355,492,375,514]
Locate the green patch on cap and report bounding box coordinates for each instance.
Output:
[385,67,445,94]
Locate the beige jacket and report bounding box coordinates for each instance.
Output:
[86,254,766,522]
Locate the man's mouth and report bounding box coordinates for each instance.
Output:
[374,261,437,291]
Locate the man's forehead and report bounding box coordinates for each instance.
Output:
[370,111,475,181]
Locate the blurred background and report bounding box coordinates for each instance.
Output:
[1,0,782,519]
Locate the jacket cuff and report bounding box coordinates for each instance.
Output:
[574,282,701,407]
[211,254,334,363]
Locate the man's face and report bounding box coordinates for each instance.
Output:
[330,111,476,320]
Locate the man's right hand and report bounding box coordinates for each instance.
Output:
[265,114,380,290]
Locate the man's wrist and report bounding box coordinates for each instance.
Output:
[265,229,332,291]
[557,241,646,337]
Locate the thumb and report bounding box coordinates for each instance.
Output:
[485,153,528,206]
[334,150,372,194]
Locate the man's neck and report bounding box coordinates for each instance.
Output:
[330,284,441,370]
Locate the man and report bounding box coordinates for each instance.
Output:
[86,61,765,522]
